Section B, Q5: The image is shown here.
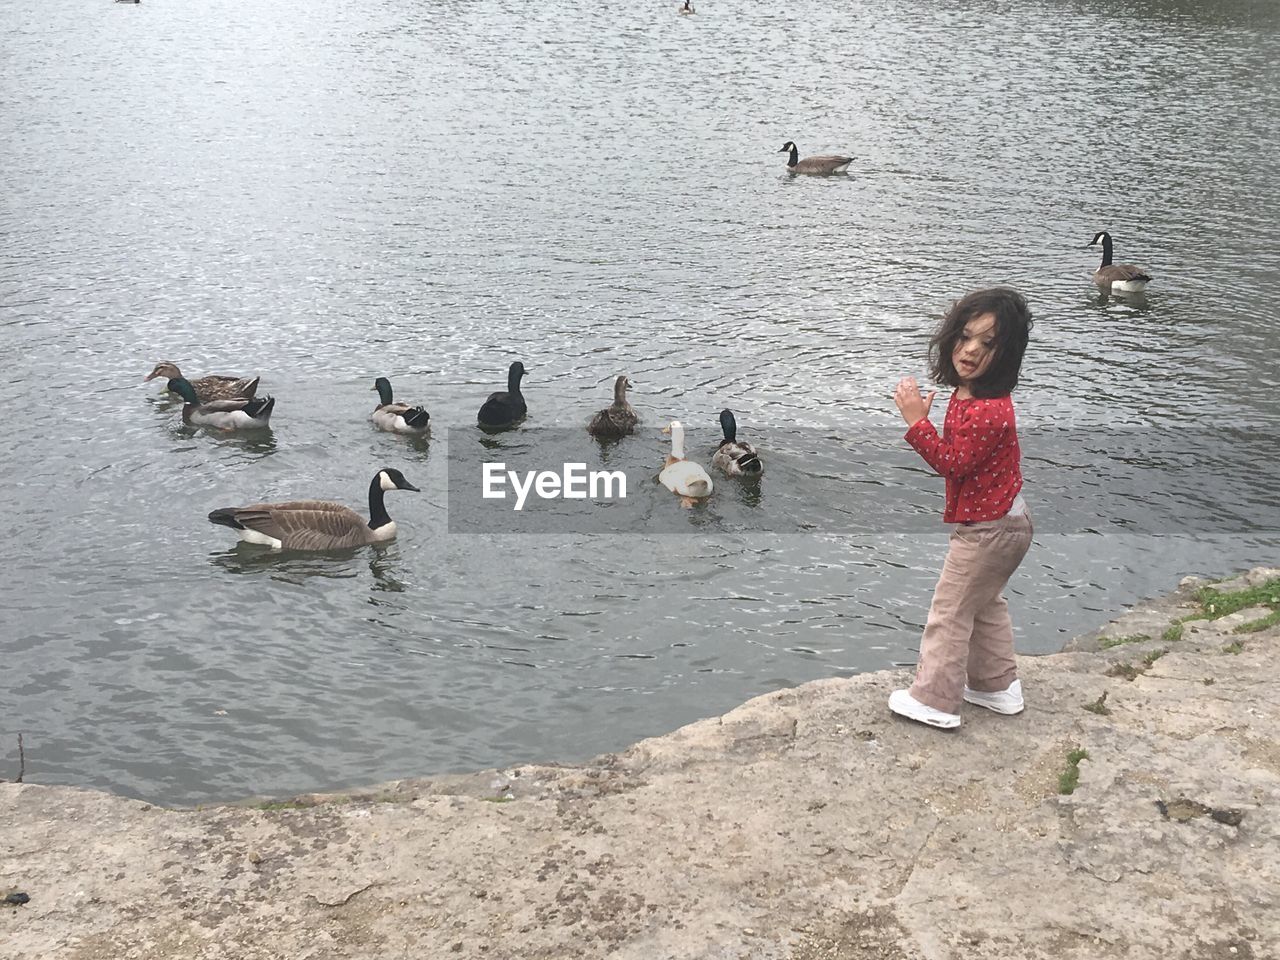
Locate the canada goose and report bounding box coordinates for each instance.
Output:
[779,141,853,176]
[587,375,639,438]
[712,409,763,476]
[208,468,420,550]
[478,361,528,428]
[144,361,258,403]
[371,377,431,435]
[659,420,713,504]
[168,377,274,430]
[679,0,695,13]
[1086,231,1152,292]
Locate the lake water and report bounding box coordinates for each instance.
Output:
[2,0,1278,806]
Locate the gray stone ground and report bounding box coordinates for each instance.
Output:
[3,569,1278,960]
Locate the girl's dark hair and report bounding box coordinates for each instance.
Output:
[927,287,1033,398]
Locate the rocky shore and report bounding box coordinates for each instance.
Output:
[3,569,1278,960]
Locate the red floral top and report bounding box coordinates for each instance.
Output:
[904,394,1022,523]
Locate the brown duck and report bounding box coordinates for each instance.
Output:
[587,375,639,438]
[144,361,259,403]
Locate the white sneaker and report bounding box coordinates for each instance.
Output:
[888,689,961,729]
[963,679,1024,715]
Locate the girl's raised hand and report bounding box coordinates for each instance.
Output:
[894,377,935,427]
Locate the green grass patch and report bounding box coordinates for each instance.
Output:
[1058,748,1090,795]
[1195,577,1280,617]
[256,799,311,811]
[482,795,515,803]
[1234,610,1280,634]
[1154,578,1280,643]
[1098,634,1151,649]
[1143,648,1166,667]
[1221,640,1245,655]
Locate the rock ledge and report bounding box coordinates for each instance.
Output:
[3,569,1279,959]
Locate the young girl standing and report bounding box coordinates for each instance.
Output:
[890,287,1034,729]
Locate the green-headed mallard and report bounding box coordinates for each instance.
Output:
[372,377,431,435]
[207,468,419,550]
[659,420,713,504]
[712,409,763,476]
[478,361,528,428]
[144,361,258,403]
[587,375,639,438]
[168,376,274,430]
[779,141,853,176]
[1086,231,1152,293]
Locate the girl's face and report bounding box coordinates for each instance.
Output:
[952,312,997,384]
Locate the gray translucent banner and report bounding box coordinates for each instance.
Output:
[442,426,1280,535]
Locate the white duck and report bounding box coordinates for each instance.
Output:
[659,420,713,504]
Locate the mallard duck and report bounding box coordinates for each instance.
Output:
[208,468,419,550]
[478,361,528,428]
[679,0,695,13]
[659,420,713,504]
[779,141,853,176]
[371,377,431,435]
[587,376,639,438]
[167,376,274,430]
[712,409,763,476]
[1086,231,1152,292]
[144,361,258,403]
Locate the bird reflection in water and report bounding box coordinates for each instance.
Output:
[1090,289,1152,315]
[369,549,409,594]
[208,544,366,583]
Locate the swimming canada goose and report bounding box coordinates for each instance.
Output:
[144,361,258,403]
[168,377,274,430]
[478,361,528,428]
[372,377,431,435]
[1086,231,1152,292]
[779,141,853,176]
[679,0,695,13]
[587,376,639,438]
[659,420,713,504]
[207,468,420,551]
[712,409,763,476]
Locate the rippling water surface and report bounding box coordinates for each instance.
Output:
[2,0,1278,804]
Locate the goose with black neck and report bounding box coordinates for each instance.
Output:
[207,468,421,551]
[1086,230,1152,293]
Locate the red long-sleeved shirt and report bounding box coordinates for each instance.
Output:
[904,394,1022,523]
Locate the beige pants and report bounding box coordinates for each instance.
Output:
[910,510,1034,714]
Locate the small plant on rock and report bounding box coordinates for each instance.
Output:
[1058,748,1090,795]
[1083,692,1111,716]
